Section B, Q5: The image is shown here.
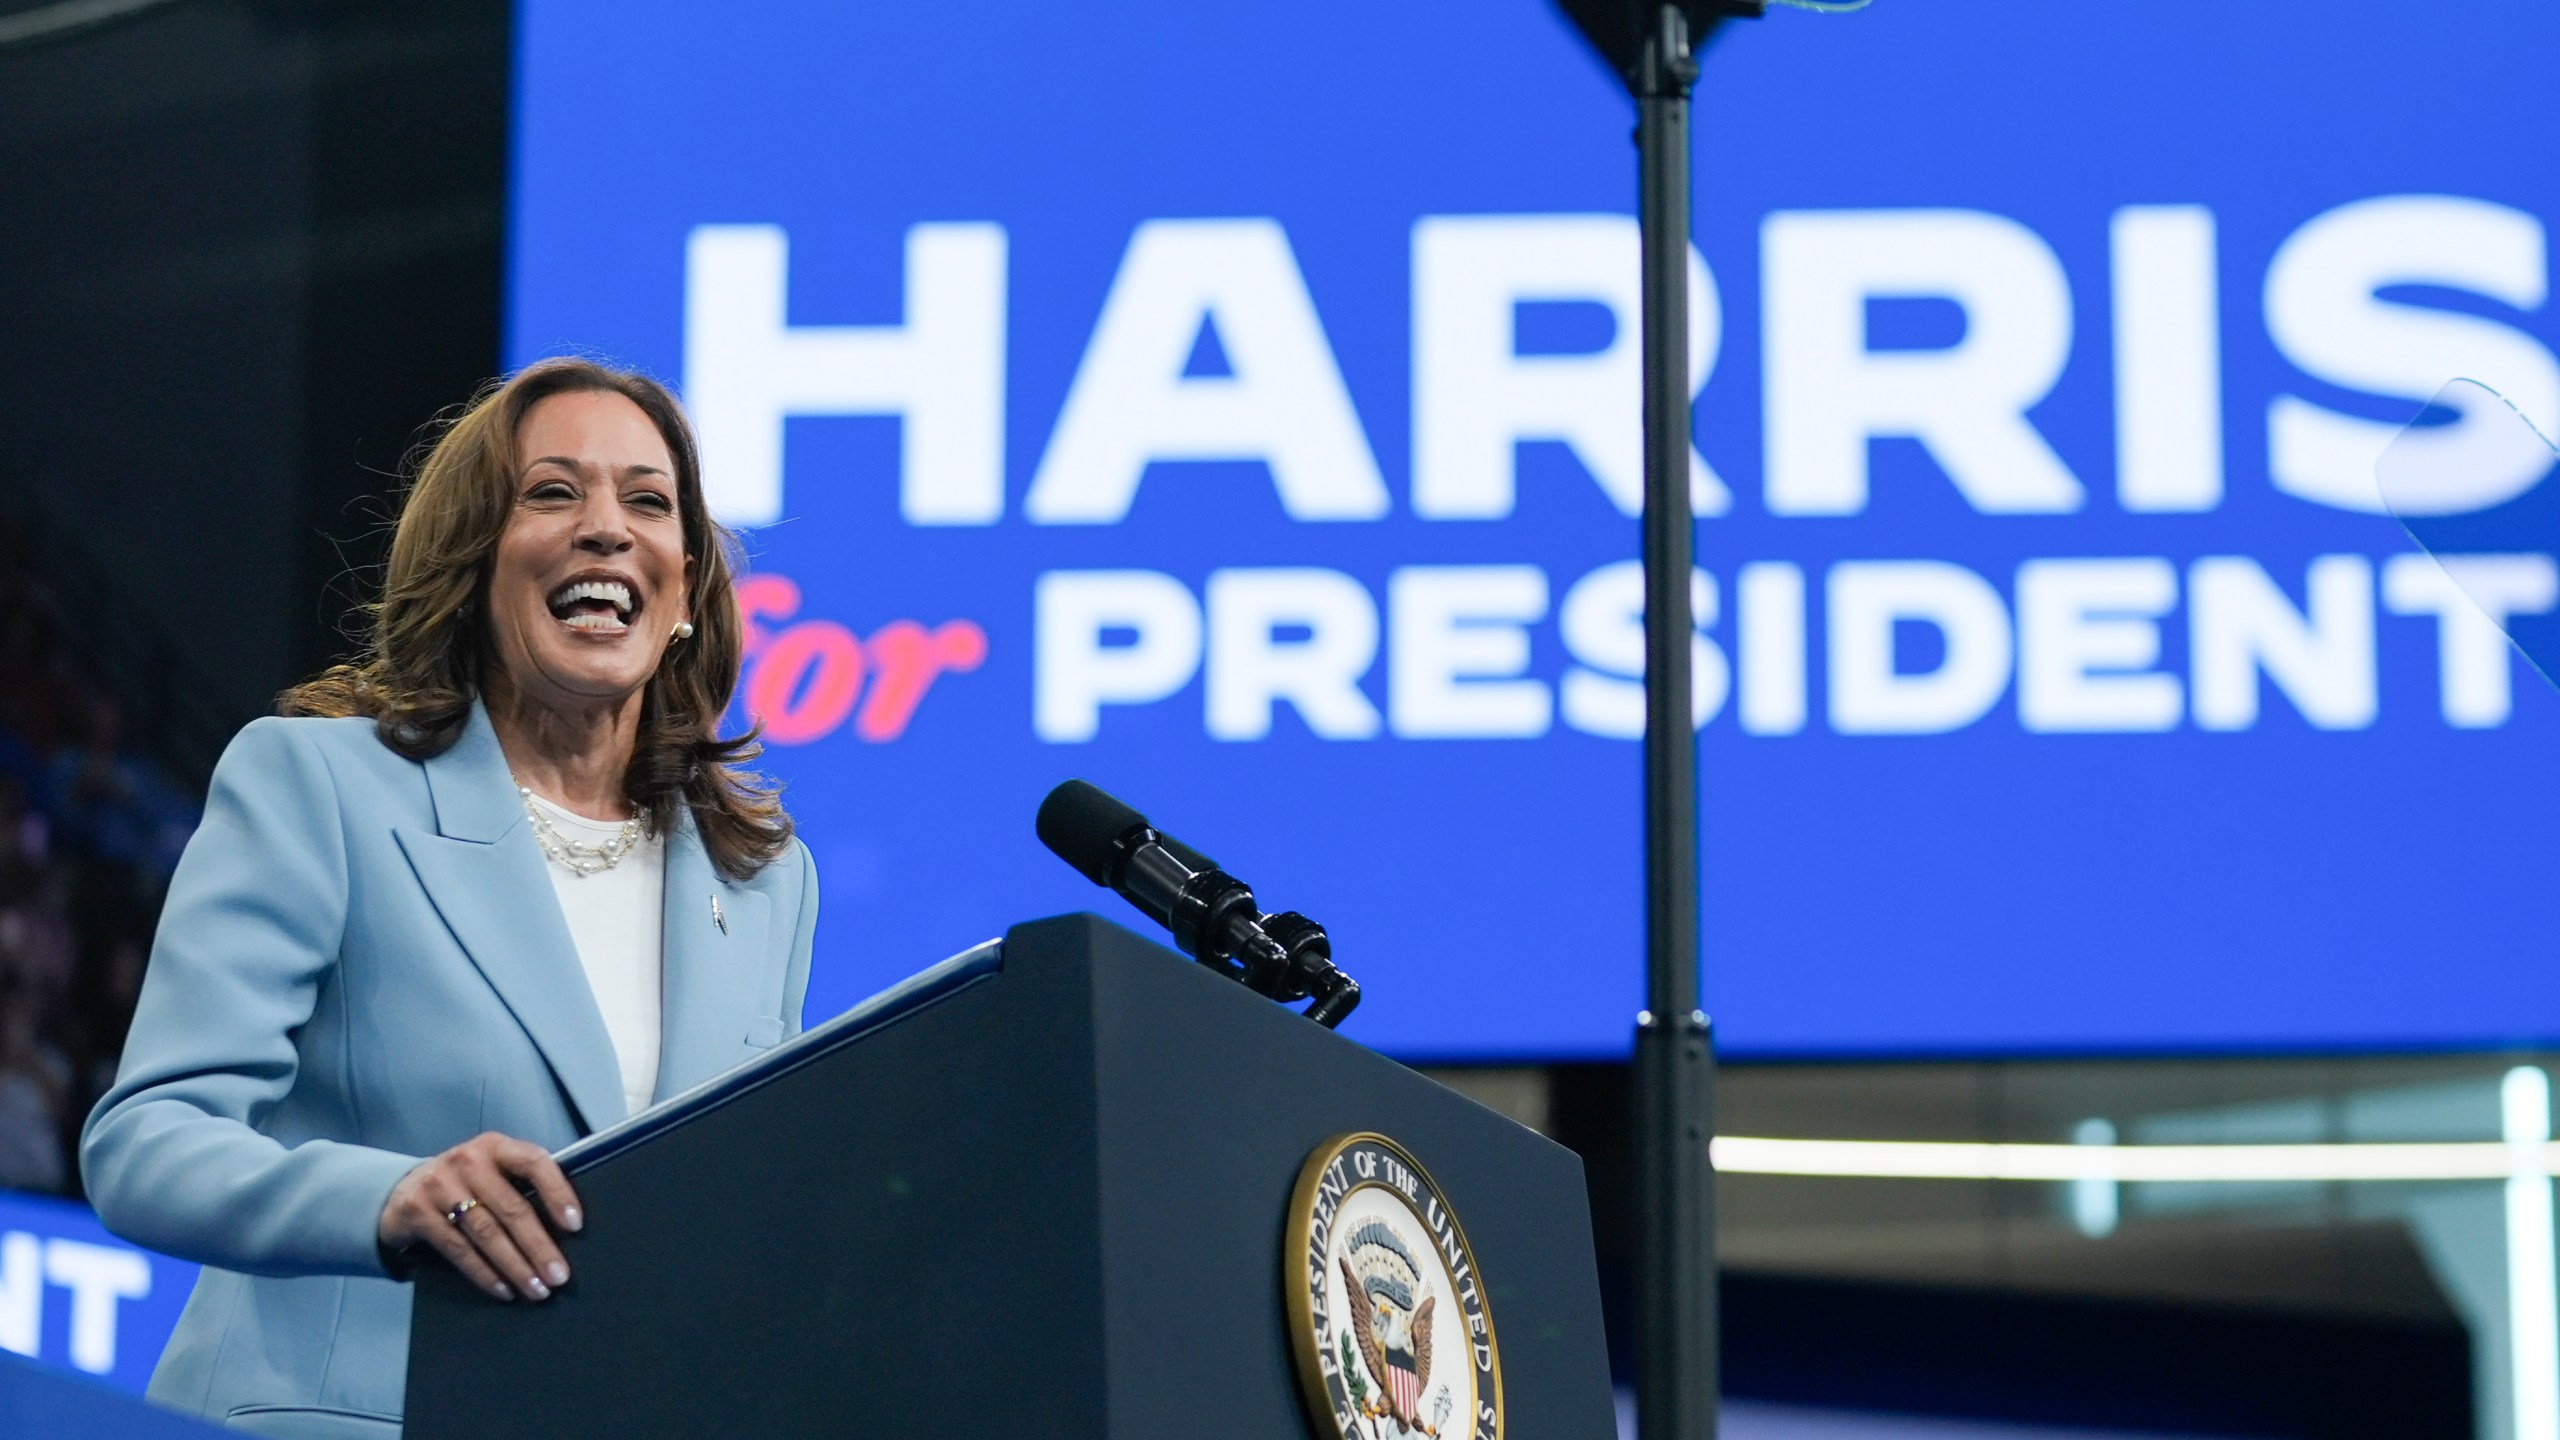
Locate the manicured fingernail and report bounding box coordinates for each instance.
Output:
[524,1276,549,1300]
[562,1206,583,1232]
[546,1262,569,1288]
[492,1282,513,1301]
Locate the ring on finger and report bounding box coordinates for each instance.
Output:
[445,1197,481,1226]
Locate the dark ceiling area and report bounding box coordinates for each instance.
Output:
[0,0,508,750]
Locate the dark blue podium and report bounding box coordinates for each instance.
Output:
[405,914,1615,1438]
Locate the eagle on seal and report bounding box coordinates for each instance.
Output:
[1339,1219,1437,1433]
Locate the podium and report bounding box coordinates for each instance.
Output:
[406,914,1616,1438]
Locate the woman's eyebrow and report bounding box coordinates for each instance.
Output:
[520,457,670,480]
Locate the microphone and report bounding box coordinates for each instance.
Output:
[1036,779,1360,1028]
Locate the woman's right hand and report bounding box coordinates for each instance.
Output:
[378,1132,584,1302]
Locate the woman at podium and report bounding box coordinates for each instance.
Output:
[79,358,819,1438]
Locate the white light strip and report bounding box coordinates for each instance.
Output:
[1710,1135,2560,1184]
[2508,1066,2559,1440]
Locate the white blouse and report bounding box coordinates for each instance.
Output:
[525,792,665,1118]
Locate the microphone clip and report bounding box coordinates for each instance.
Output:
[1111,827,1361,1029]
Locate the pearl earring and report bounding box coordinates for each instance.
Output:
[672,620,696,641]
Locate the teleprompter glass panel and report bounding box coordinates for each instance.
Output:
[2379,379,2560,692]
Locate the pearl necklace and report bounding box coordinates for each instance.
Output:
[515,780,644,878]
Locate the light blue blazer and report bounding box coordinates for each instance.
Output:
[81,704,817,1439]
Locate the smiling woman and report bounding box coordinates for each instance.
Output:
[282,360,788,881]
[75,359,820,1439]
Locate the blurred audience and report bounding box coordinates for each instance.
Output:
[0,516,201,1196]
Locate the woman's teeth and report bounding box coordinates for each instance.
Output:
[548,578,636,631]
[552,579,634,612]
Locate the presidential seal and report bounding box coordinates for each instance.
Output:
[1286,1133,1502,1440]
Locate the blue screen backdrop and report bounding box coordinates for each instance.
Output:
[508,0,2560,1059]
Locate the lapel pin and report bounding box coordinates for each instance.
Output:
[710,894,728,935]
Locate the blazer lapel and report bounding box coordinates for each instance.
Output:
[655,816,774,1097]
[395,703,629,1134]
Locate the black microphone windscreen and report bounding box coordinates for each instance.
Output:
[1037,780,1146,887]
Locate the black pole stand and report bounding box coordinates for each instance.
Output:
[1633,6,1717,1439]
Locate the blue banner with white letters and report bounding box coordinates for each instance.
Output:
[0,1189,194,1393]
[508,0,2560,1057]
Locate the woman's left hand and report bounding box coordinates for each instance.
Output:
[379,1131,584,1302]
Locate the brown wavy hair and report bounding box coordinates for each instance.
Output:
[280,358,792,879]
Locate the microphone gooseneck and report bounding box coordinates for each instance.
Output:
[1035,780,1360,1028]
